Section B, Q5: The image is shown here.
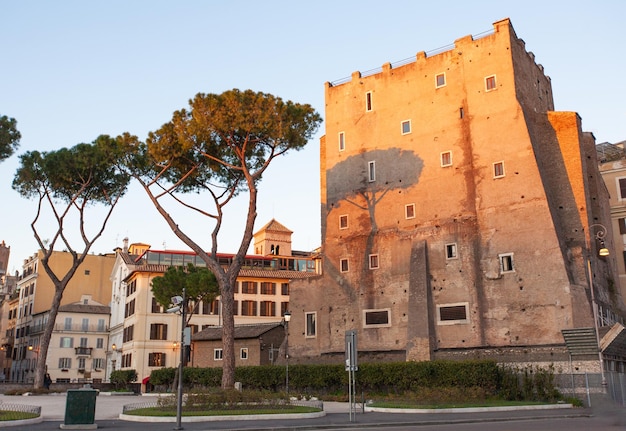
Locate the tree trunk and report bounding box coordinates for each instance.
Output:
[33,286,64,389]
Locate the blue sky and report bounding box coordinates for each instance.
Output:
[2,1,625,274]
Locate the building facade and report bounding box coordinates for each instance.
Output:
[288,19,626,377]
[12,250,114,383]
[109,220,319,387]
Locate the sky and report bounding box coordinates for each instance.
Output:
[1,1,625,275]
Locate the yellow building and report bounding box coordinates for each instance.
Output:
[288,18,625,383]
[12,250,114,383]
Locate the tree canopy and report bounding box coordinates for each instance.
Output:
[12,134,131,389]
[118,88,322,388]
[151,264,219,321]
[0,115,21,162]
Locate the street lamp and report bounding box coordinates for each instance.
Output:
[167,289,186,431]
[586,223,609,388]
[282,311,291,397]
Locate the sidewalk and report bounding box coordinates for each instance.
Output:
[0,393,608,431]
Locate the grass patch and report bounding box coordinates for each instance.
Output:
[0,411,40,421]
[125,405,320,417]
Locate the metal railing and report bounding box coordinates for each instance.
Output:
[329,27,494,87]
[0,402,41,420]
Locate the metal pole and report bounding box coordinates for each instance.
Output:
[285,320,289,396]
[174,288,186,430]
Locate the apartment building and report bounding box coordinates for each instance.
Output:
[109,219,319,386]
[288,19,626,379]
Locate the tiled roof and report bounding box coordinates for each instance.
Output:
[193,322,283,341]
[58,304,110,314]
[256,219,292,234]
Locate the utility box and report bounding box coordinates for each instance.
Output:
[61,387,98,429]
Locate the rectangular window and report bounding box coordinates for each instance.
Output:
[499,253,515,273]
[97,319,105,332]
[93,358,104,370]
[446,243,458,259]
[305,312,317,337]
[149,323,168,340]
[618,178,626,200]
[281,302,289,316]
[339,214,348,230]
[210,300,220,315]
[260,282,276,295]
[493,161,505,178]
[241,300,257,316]
[214,349,223,361]
[365,91,372,111]
[281,283,289,296]
[64,318,72,331]
[240,348,248,360]
[441,151,452,167]
[58,358,71,369]
[96,338,104,349]
[436,73,446,88]
[60,337,73,348]
[338,132,345,151]
[80,337,88,347]
[485,75,497,91]
[405,203,416,219]
[122,353,132,368]
[619,218,626,234]
[151,297,162,313]
[148,352,166,367]
[340,258,349,273]
[123,324,134,342]
[363,309,391,328]
[260,301,275,317]
[241,281,257,294]
[368,161,376,182]
[369,254,379,269]
[438,303,469,324]
[78,358,86,370]
[125,299,136,317]
[401,120,411,135]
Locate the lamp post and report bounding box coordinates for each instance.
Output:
[167,289,186,431]
[282,311,291,397]
[586,223,609,388]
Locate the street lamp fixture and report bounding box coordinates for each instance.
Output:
[282,311,291,397]
[586,223,610,388]
[167,289,187,431]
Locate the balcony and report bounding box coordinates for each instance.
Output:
[74,347,92,357]
[55,324,109,333]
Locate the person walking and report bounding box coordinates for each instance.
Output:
[43,373,52,390]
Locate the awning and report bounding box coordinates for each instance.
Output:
[142,376,150,385]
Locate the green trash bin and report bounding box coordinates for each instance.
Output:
[62,387,98,429]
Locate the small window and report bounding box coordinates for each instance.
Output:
[459,107,464,119]
[617,178,626,200]
[96,338,104,349]
[436,73,446,88]
[340,258,349,273]
[148,352,166,367]
[60,337,73,348]
[240,348,248,360]
[305,312,317,337]
[338,132,345,151]
[619,218,626,234]
[84,270,90,275]
[446,243,458,259]
[485,75,497,91]
[499,253,515,273]
[339,215,348,230]
[493,161,505,178]
[401,120,411,135]
[368,161,376,182]
[365,91,373,111]
[214,349,223,360]
[441,151,452,167]
[405,204,416,219]
[369,254,379,269]
[363,309,391,328]
[58,358,72,369]
[438,303,468,324]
